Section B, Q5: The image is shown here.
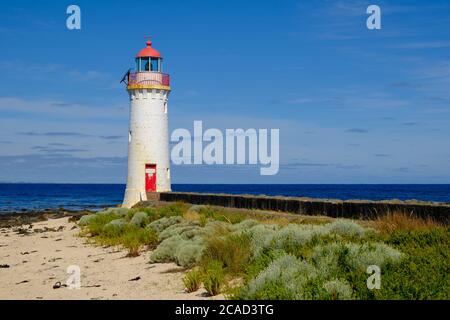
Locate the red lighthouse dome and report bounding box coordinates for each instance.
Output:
[136,39,161,58]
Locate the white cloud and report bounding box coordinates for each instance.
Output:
[0,96,126,119]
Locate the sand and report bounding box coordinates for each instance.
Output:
[0,217,223,300]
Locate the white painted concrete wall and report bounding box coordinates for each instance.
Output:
[122,87,171,208]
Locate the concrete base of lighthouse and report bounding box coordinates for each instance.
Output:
[122,188,146,208]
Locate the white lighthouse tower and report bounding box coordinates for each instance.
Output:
[122,37,171,208]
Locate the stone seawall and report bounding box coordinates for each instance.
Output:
[150,192,450,224]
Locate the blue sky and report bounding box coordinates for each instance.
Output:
[0,0,449,183]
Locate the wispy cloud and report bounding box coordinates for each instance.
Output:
[345,128,368,134]
[0,60,113,83]
[31,146,89,153]
[393,167,410,173]
[19,131,124,141]
[0,97,126,119]
[20,131,91,137]
[48,143,70,146]
[374,154,390,157]
[387,81,421,89]
[68,70,111,82]
[0,154,127,183]
[391,41,450,49]
[99,135,123,140]
[284,98,314,105]
[402,122,420,127]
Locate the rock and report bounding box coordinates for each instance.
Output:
[52,281,67,289]
[128,276,141,281]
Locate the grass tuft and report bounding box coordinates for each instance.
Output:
[183,270,203,293]
[374,211,442,233]
[203,260,225,296]
[202,232,252,275]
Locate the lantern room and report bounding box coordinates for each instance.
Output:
[126,37,170,91]
[135,39,162,72]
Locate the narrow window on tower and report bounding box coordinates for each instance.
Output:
[164,102,168,114]
[166,168,170,179]
[140,58,150,71]
[151,58,159,72]
[129,130,132,142]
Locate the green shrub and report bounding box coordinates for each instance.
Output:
[325,220,366,237]
[272,224,325,251]
[139,207,158,220]
[345,242,402,271]
[84,212,120,236]
[231,219,260,231]
[203,260,225,296]
[220,211,247,224]
[150,232,205,267]
[102,218,127,236]
[245,248,286,281]
[121,227,158,257]
[203,220,232,235]
[78,214,97,226]
[150,235,186,263]
[323,279,353,300]
[158,202,189,217]
[97,207,130,217]
[188,205,206,213]
[245,224,279,258]
[202,232,252,275]
[175,238,205,267]
[129,211,149,227]
[146,216,184,233]
[237,255,318,300]
[312,242,402,277]
[311,243,348,277]
[387,228,448,248]
[377,228,450,299]
[158,221,202,241]
[197,206,246,224]
[198,206,217,218]
[183,270,203,293]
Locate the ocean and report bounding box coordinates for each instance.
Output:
[1,183,449,213]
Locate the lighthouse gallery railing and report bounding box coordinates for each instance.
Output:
[128,72,170,87]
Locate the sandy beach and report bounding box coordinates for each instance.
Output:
[0,216,223,300]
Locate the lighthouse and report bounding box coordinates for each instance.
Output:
[122,38,171,208]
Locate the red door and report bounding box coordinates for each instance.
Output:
[145,164,156,192]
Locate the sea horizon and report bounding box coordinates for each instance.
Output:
[1,183,449,213]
